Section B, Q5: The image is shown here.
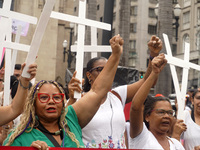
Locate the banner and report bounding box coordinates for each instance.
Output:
[0,146,147,149]
[12,19,29,36]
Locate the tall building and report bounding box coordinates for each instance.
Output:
[7,0,75,87]
[176,0,200,89]
[74,0,158,71]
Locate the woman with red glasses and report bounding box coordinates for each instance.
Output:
[129,54,184,149]
[67,35,163,148]
[3,35,123,149]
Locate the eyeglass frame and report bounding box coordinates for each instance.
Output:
[89,66,104,73]
[151,109,175,117]
[37,93,65,103]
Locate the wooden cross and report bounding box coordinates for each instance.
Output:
[163,33,200,120]
[50,0,111,98]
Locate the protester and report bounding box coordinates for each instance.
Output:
[67,35,163,148]
[3,34,123,149]
[182,89,200,150]
[0,63,37,126]
[129,54,184,149]
[14,64,22,80]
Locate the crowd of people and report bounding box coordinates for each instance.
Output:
[0,34,199,150]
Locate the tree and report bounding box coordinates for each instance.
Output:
[119,0,130,66]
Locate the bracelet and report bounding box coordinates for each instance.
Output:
[19,79,29,89]
[149,55,154,61]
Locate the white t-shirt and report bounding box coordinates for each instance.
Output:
[82,85,127,148]
[129,122,185,150]
[182,110,200,150]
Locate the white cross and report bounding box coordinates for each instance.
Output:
[163,33,200,120]
[50,0,111,98]
[71,27,112,58]
[0,0,37,106]
[21,0,56,78]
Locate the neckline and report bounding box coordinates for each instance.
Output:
[37,120,63,139]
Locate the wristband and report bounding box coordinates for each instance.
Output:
[149,55,154,61]
[19,79,29,89]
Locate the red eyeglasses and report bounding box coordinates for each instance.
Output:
[37,93,64,103]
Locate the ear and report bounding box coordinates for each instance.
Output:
[86,71,91,79]
[145,114,150,123]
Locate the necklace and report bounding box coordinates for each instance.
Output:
[37,120,63,138]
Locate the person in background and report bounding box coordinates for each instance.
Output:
[3,35,123,149]
[129,54,184,149]
[0,63,37,126]
[14,64,22,80]
[67,35,163,148]
[182,89,200,150]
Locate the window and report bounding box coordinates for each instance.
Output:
[148,25,157,35]
[74,7,77,12]
[113,12,116,21]
[130,6,137,16]
[114,0,116,7]
[100,17,103,22]
[172,44,177,55]
[130,40,136,50]
[173,0,178,4]
[183,11,190,24]
[149,8,156,18]
[130,23,137,33]
[198,7,200,21]
[182,34,190,52]
[196,31,200,50]
[97,5,100,10]
[149,0,158,4]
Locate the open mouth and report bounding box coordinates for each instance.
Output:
[46,107,56,112]
[161,121,170,126]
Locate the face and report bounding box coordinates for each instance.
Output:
[86,59,107,86]
[192,91,200,115]
[14,69,22,80]
[35,83,64,122]
[146,101,174,135]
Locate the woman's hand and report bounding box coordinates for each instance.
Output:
[194,145,200,150]
[109,34,124,56]
[151,53,167,74]
[19,63,37,88]
[148,35,162,57]
[68,71,82,100]
[31,140,50,150]
[21,63,37,81]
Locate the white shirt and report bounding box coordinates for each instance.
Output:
[82,85,127,148]
[182,110,200,150]
[129,122,185,150]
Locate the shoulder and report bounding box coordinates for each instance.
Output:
[170,138,185,150]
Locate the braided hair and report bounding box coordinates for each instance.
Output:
[6,80,81,147]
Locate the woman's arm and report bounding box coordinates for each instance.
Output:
[129,54,167,138]
[126,35,162,103]
[0,63,37,126]
[72,35,123,128]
